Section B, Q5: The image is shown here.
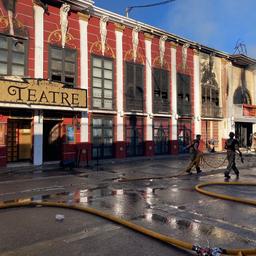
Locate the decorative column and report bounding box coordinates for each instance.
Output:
[144,33,154,157]
[33,110,43,165]
[115,23,125,158]
[34,3,44,78]
[227,61,235,134]
[220,58,228,149]
[78,12,91,162]
[33,3,44,165]
[170,42,178,154]
[193,49,201,135]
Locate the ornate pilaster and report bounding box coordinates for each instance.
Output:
[159,35,167,67]
[78,12,90,22]
[115,22,124,144]
[145,32,153,142]
[171,44,177,141]
[193,48,201,135]
[170,41,178,49]
[60,3,70,48]
[115,23,125,32]
[182,43,190,70]
[100,16,109,55]
[33,2,45,79]
[33,2,45,165]
[144,32,154,41]
[79,11,89,143]
[132,26,140,62]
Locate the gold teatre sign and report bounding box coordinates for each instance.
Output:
[0,78,87,108]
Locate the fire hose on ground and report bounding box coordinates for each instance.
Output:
[0,154,255,255]
[1,180,256,256]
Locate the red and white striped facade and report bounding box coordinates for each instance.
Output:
[0,0,255,167]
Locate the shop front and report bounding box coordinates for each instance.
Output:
[177,119,192,153]
[233,104,256,149]
[0,78,87,167]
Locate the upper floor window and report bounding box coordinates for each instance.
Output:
[49,45,77,87]
[233,86,251,105]
[177,73,191,116]
[92,56,113,110]
[153,68,169,113]
[0,35,27,76]
[125,62,144,112]
[202,86,219,106]
[200,55,222,117]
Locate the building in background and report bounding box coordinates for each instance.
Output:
[0,0,255,168]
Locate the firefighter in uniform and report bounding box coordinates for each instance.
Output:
[185,134,203,174]
[224,132,243,179]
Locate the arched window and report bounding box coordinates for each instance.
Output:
[233,86,251,104]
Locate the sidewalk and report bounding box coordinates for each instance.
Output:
[1,151,255,176]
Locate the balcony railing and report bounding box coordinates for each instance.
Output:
[153,98,170,114]
[201,104,222,118]
[177,103,191,116]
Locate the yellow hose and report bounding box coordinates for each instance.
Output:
[0,201,193,252]
[195,181,256,255]
[1,182,256,255]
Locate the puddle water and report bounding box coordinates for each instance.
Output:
[134,213,256,248]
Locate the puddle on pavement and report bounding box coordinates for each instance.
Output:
[205,185,256,200]
[1,188,256,249]
[150,164,170,168]
[134,213,255,248]
[0,186,145,208]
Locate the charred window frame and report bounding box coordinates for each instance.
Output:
[0,35,27,76]
[202,86,219,106]
[233,87,251,105]
[49,45,77,87]
[91,55,114,110]
[153,68,169,101]
[125,62,144,112]
[177,73,191,115]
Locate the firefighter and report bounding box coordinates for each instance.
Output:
[224,132,244,179]
[185,134,203,174]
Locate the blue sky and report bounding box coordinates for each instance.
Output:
[95,0,256,58]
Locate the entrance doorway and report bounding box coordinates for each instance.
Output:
[7,120,32,162]
[153,119,169,155]
[177,120,192,153]
[235,122,252,148]
[126,116,144,157]
[43,120,61,162]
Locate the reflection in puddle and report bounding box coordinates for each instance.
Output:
[135,213,254,247]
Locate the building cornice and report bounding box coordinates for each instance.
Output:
[58,1,256,64]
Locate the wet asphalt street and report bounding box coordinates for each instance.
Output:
[0,153,256,256]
